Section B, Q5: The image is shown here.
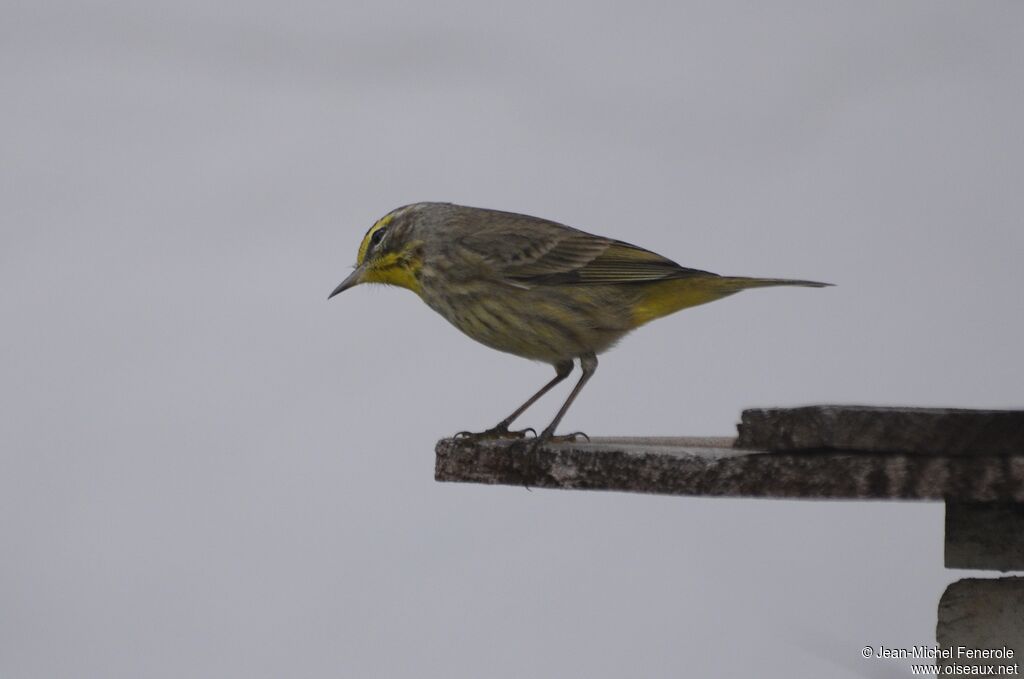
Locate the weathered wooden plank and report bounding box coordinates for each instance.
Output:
[434,436,1024,501]
[937,578,1024,673]
[945,503,1024,572]
[736,406,1024,456]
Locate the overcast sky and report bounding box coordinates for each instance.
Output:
[2,1,1023,677]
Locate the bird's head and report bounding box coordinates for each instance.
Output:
[328,204,430,298]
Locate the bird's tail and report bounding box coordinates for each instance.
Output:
[714,276,833,292]
[630,275,832,326]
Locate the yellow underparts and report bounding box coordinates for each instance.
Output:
[362,252,423,294]
[630,277,739,327]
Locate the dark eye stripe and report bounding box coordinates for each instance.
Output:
[369,229,385,248]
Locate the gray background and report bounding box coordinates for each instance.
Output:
[2,1,1022,677]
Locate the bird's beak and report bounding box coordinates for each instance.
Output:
[328,266,364,299]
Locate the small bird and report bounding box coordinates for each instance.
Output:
[330,202,829,446]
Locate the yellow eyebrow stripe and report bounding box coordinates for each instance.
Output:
[356,212,395,265]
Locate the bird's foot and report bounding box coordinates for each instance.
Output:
[546,431,591,444]
[519,430,590,454]
[453,425,536,441]
[510,430,590,490]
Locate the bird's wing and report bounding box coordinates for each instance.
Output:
[457,213,713,285]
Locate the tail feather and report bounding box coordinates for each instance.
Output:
[716,276,833,291]
[631,274,832,326]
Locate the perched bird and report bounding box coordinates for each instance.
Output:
[330,202,829,446]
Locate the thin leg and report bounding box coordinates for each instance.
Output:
[495,360,574,430]
[536,352,597,444]
[456,360,574,439]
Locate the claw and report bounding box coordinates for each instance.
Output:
[453,426,536,441]
[544,431,591,444]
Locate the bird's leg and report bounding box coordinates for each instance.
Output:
[530,352,597,448]
[494,360,574,432]
[454,360,574,440]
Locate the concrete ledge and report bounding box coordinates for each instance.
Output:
[434,436,1024,501]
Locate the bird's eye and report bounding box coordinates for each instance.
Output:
[369,229,386,249]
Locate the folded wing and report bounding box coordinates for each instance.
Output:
[456,211,714,286]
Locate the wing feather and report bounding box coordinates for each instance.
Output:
[454,208,713,285]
